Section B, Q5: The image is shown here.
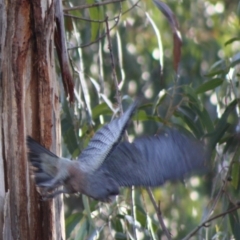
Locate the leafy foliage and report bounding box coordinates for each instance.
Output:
[60,0,240,239]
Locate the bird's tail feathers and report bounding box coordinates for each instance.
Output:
[27,136,71,192]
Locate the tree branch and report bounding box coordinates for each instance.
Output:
[63,0,126,12]
[146,188,172,240]
[183,204,240,240]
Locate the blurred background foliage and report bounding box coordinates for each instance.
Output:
[59,0,240,239]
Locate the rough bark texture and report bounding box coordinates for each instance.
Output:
[0,0,65,239]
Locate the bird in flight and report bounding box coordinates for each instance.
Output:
[27,100,207,202]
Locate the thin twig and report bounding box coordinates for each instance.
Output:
[64,13,107,22]
[55,0,74,102]
[192,150,240,239]
[165,77,178,120]
[202,149,237,225]
[67,16,120,50]
[105,12,139,239]
[122,0,141,15]
[66,0,141,50]
[63,0,126,12]
[105,9,140,239]
[183,204,240,240]
[105,16,122,114]
[64,0,140,22]
[146,188,172,240]
[64,13,117,23]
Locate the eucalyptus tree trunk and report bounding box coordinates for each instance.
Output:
[0,0,65,239]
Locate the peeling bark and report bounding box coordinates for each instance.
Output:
[55,0,74,103]
[0,0,65,239]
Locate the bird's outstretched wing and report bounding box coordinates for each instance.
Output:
[78,100,139,173]
[100,128,207,187]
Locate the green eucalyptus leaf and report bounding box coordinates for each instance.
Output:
[74,216,89,240]
[65,212,83,239]
[228,203,240,240]
[92,102,112,120]
[231,148,240,189]
[225,37,240,46]
[195,78,224,94]
[61,100,80,157]
[86,0,103,41]
[133,110,165,123]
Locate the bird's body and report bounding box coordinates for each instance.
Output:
[27,100,207,202]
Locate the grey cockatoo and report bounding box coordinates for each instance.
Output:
[27,100,206,202]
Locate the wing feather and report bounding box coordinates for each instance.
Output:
[101,129,206,187]
[78,100,139,172]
